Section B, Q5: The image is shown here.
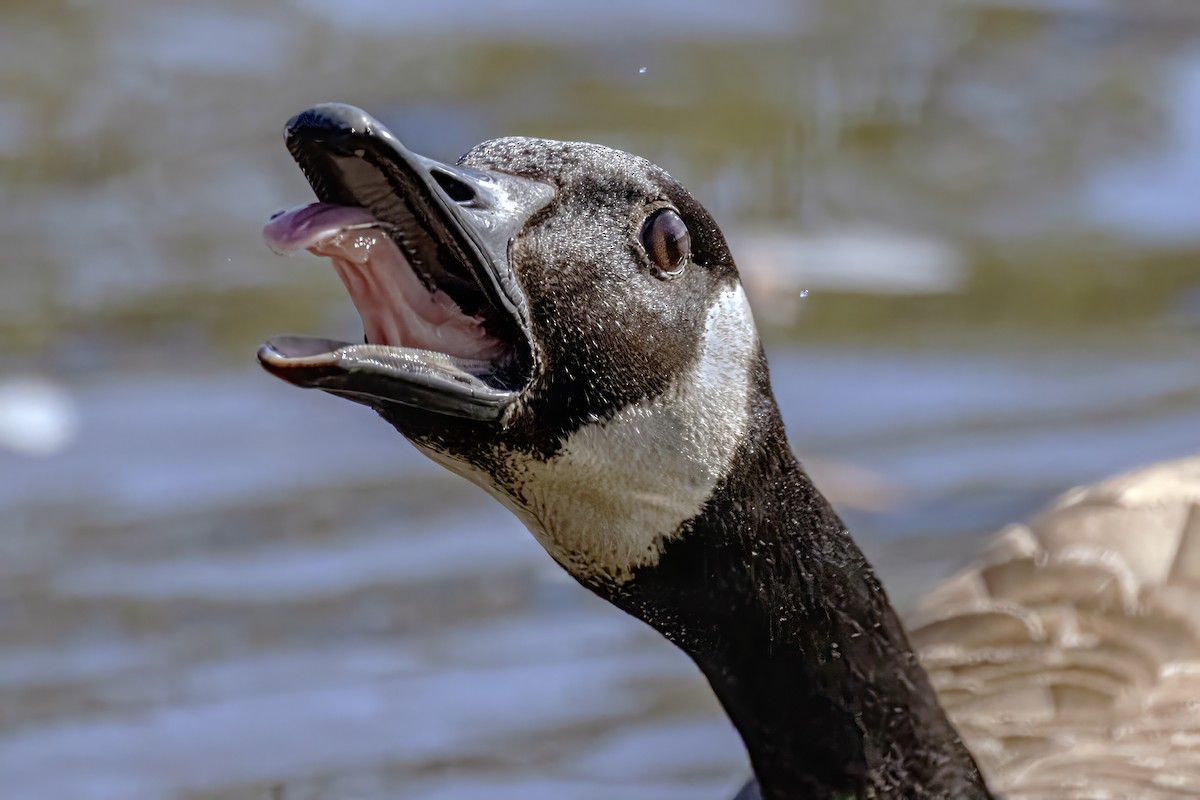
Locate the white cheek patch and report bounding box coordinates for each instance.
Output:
[501,282,759,583]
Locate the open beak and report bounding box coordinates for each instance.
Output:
[257,103,554,422]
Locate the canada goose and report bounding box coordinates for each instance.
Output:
[258,103,1200,799]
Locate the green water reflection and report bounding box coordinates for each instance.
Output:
[1,0,1196,367]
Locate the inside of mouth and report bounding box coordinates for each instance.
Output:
[263,202,507,366]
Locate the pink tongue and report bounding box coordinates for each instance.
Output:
[262,203,504,361]
[263,203,375,254]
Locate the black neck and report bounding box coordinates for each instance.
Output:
[603,363,992,800]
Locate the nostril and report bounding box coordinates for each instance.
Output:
[431,169,476,203]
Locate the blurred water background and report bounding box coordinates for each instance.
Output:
[1,0,1198,797]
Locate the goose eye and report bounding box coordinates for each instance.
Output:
[640,209,690,277]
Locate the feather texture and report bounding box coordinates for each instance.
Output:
[910,457,1200,798]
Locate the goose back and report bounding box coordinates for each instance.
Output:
[909,457,1200,798]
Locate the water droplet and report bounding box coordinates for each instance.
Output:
[799,289,810,298]
[638,66,647,74]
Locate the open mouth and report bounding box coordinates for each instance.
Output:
[257,104,554,421]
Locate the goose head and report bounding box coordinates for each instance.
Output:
[258,104,989,798]
[260,103,763,590]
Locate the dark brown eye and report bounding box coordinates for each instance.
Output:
[640,209,690,277]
